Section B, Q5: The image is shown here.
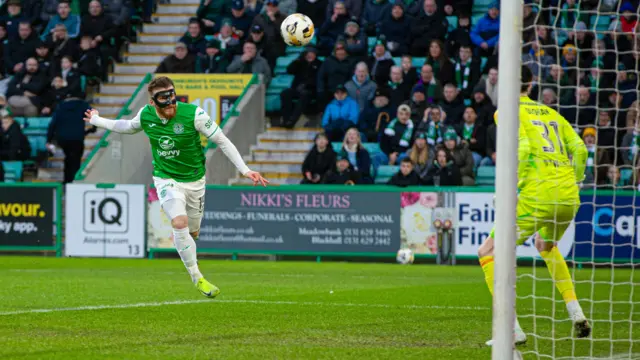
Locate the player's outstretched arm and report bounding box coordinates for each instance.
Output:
[194,108,269,187]
[83,109,143,134]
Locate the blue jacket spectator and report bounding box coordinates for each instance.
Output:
[322,85,359,142]
[1,0,26,39]
[379,3,411,56]
[361,0,391,36]
[470,2,500,56]
[41,1,81,40]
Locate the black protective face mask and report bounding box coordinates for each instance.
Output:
[153,89,177,108]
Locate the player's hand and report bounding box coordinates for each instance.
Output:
[245,171,269,187]
[83,109,99,123]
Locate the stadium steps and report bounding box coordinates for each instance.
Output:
[138,34,182,44]
[229,127,319,185]
[151,14,193,24]
[114,63,158,74]
[155,4,198,14]
[92,94,131,104]
[123,53,168,64]
[100,83,140,95]
[143,24,187,34]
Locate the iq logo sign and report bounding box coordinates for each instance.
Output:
[83,191,129,233]
[65,184,146,258]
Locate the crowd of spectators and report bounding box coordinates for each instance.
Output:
[0,0,139,182]
[294,0,640,189]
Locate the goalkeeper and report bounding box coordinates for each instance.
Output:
[478,66,591,346]
[83,76,268,299]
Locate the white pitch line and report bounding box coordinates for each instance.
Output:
[0,299,488,316]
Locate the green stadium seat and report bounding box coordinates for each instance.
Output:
[377,165,399,178]
[275,54,298,75]
[332,142,342,153]
[367,37,377,49]
[362,142,382,154]
[265,94,281,112]
[621,168,633,185]
[480,57,488,71]
[27,135,47,158]
[268,75,294,95]
[446,16,458,32]
[375,176,391,184]
[16,117,52,129]
[392,57,426,69]
[2,161,23,182]
[476,166,496,186]
[472,0,493,14]
[286,45,305,55]
[472,13,484,25]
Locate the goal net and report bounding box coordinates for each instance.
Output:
[511,0,640,358]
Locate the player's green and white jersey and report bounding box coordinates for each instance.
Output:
[127,102,219,182]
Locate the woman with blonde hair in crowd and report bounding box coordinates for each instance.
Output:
[340,127,373,183]
[404,132,433,182]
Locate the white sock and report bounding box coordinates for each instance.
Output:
[514,317,523,333]
[566,300,584,318]
[173,227,203,283]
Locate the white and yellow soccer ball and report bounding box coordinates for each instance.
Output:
[396,248,415,265]
[280,13,315,46]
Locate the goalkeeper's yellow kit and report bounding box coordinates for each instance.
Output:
[491,95,588,244]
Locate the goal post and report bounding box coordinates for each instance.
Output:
[492,1,524,359]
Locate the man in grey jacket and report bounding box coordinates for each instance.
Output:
[344,62,377,112]
[226,41,272,85]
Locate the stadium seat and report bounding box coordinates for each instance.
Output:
[275,54,298,75]
[267,75,294,95]
[265,94,281,113]
[2,161,23,182]
[362,142,382,154]
[286,45,305,55]
[16,117,52,129]
[480,57,488,71]
[446,16,458,32]
[472,13,484,25]
[392,57,426,69]
[621,168,633,185]
[332,142,342,153]
[27,135,47,158]
[476,166,496,186]
[376,165,399,178]
[374,165,398,184]
[472,0,493,15]
[367,37,377,50]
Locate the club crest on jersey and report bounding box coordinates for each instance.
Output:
[173,123,184,134]
[159,136,175,150]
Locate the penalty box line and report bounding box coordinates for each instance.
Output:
[0,299,488,316]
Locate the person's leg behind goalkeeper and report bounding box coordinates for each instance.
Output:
[155,176,220,298]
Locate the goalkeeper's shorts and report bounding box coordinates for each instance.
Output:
[489,201,578,245]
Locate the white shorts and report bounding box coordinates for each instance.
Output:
[153,176,206,233]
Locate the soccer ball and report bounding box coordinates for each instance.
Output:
[280,13,315,46]
[396,248,414,265]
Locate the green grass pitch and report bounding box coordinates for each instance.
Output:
[0,256,638,359]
